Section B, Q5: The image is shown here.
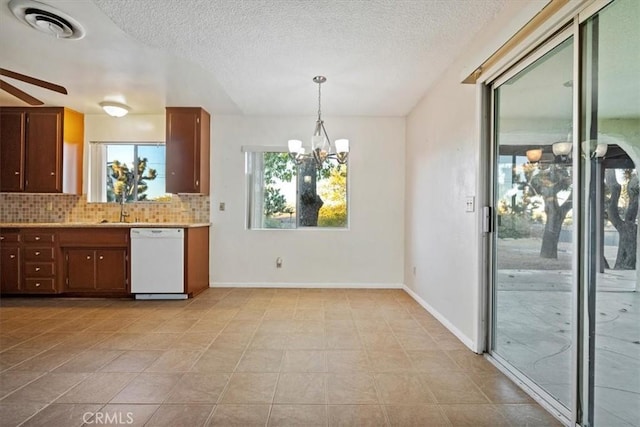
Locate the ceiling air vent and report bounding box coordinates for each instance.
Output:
[9,0,86,40]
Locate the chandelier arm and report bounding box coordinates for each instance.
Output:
[321,121,331,148]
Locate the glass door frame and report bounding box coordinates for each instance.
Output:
[487,25,577,426]
[482,1,616,426]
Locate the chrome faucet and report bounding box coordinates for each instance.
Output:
[119,195,129,223]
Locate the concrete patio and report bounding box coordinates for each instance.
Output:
[495,268,639,426]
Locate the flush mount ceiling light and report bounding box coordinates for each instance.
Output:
[100,101,130,118]
[288,76,349,166]
[9,0,86,40]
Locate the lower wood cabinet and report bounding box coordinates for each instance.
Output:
[1,226,208,298]
[22,231,57,293]
[65,248,128,292]
[1,229,57,294]
[59,228,129,295]
[0,237,22,293]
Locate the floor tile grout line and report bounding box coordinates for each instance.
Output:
[11,371,93,427]
[0,370,49,401]
[213,303,270,409]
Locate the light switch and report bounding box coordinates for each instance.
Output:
[219,202,226,211]
[465,196,475,213]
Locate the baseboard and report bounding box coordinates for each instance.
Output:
[210,282,404,289]
[402,284,476,352]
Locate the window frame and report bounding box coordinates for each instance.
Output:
[243,146,350,231]
[88,141,168,203]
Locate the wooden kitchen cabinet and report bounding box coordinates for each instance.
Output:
[0,225,208,298]
[166,107,210,194]
[60,228,129,295]
[184,226,210,296]
[21,231,58,293]
[0,229,58,294]
[0,107,83,194]
[64,248,127,292]
[0,110,25,192]
[0,231,21,293]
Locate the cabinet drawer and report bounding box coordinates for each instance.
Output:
[58,229,128,246]
[0,232,20,243]
[24,278,55,292]
[23,232,55,243]
[24,262,55,277]
[24,247,55,261]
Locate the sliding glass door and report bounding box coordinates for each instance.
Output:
[580,0,639,425]
[492,33,575,413]
[490,0,639,425]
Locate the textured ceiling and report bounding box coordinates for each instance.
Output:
[90,0,509,116]
[0,0,238,115]
[0,0,521,116]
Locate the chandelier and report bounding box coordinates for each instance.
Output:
[288,76,349,166]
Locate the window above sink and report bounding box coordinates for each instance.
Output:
[88,141,172,203]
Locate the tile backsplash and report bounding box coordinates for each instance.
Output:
[0,193,210,224]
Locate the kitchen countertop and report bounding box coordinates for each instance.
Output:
[0,222,211,228]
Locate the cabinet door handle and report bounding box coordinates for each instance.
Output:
[0,236,4,240]
[10,254,15,259]
[86,256,91,260]
[99,256,104,260]
[50,172,55,176]
[195,179,199,187]
[171,171,175,175]
[14,171,20,175]
[35,283,41,287]
[35,267,41,271]
[34,236,40,241]
[35,251,40,256]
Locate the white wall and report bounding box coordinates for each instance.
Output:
[404,1,548,351]
[404,72,480,349]
[210,115,405,287]
[85,114,166,142]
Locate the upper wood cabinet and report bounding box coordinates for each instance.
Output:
[0,107,83,194]
[0,110,25,192]
[165,107,210,194]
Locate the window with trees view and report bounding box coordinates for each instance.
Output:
[88,142,170,203]
[245,150,348,229]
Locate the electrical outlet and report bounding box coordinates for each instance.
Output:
[219,202,226,211]
[276,257,283,268]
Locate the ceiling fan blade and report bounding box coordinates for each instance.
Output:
[0,80,44,106]
[0,68,68,95]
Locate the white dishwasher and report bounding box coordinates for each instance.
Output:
[130,228,186,299]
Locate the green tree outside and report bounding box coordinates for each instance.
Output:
[261,152,347,227]
[107,158,158,202]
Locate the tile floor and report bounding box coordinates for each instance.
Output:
[0,288,562,426]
